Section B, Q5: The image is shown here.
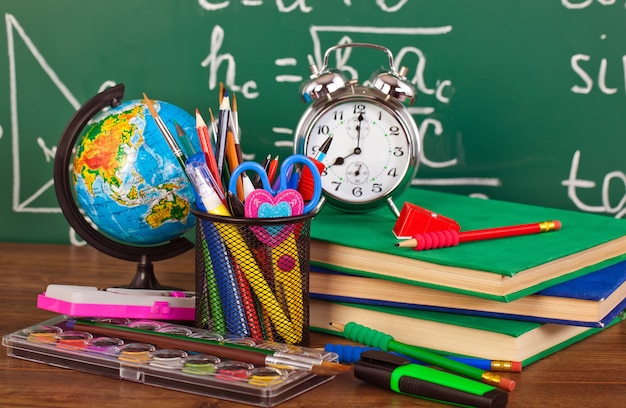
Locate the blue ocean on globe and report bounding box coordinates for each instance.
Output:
[72,99,200,246]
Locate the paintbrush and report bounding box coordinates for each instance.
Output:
[72,320,351,376]
[142,93,187,173]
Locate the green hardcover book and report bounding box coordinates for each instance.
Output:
[309,298,626,365]
[310,188,626,301]
[309,254,626,327]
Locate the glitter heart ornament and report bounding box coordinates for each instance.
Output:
[245,189,304,247]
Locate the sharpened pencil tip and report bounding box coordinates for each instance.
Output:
[142,93,158,118]
[328,322,345,332]
[220,94,230,110]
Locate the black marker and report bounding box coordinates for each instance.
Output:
[354,351,509,408]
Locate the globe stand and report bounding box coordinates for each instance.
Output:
[54,83,194,290]
[127,256,162,290]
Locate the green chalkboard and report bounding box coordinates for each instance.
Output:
[2,0,625,244]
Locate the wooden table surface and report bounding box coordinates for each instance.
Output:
[1,242,625,407]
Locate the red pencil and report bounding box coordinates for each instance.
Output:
[231,258,263,340]
[396,220,561,250]
[195,109,223,194]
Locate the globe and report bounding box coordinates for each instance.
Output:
[71,98,199,246]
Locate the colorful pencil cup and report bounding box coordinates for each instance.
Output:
[193,209,317,346]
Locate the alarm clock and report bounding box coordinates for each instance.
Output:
[294,43,420,214]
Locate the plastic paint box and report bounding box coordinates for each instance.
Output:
[2,316,338,407]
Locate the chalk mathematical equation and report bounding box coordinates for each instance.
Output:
[201,23,502,192]
[197,0,411,13]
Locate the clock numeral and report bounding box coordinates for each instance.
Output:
[388,168,398,177]
[316,125,330,135]
[353,104,366,114]
[352,186,363,197]
[331,181,342,191]
[372,183,383,193]
[393,147,404,157]
[333,110,344,120]
[389,126,400,136]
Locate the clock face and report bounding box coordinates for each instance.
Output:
[302,99,415,207]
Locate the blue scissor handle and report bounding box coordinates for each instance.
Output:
[229,154,322,214]
[229,161,269,190]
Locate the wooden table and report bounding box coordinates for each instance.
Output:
[1,243,625,407]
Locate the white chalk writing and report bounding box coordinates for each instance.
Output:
[562,150,626,218]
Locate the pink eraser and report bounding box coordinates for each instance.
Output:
[498,377,516,391]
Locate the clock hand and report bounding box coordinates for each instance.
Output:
[329,114,366,168]
[330,146,361,167]
[355,113,364,149]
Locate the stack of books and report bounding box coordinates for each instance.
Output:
[308,188,626,365]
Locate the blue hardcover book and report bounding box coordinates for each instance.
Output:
[309,258,626,327]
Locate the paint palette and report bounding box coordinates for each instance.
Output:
[2,316,339,407]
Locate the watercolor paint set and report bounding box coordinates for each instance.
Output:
[2,316,340,407]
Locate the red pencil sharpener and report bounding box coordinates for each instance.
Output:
[393,202,460,239]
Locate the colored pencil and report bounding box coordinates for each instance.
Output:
[195,109,223,192]
[232,258,263,339]
[231,92,243,164]
[201,220,248,336]
[216,95,231,180]
[198,238,227,333]
[219,81,226,104]
[396,220,562,250]
[323,344,522,372]
[174,121,196,157]
[208,108,218,144]
[331,322,515,391]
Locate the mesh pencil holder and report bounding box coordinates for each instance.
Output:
[193,209,317,346]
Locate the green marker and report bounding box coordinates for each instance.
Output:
[354,351,508,408]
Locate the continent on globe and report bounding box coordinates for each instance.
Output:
[72,99,200,246]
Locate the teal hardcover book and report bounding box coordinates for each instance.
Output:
[310,188,626,301]
[309,298,626,365]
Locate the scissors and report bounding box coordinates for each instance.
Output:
[226,155,322,343]
[228,154,322,217]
